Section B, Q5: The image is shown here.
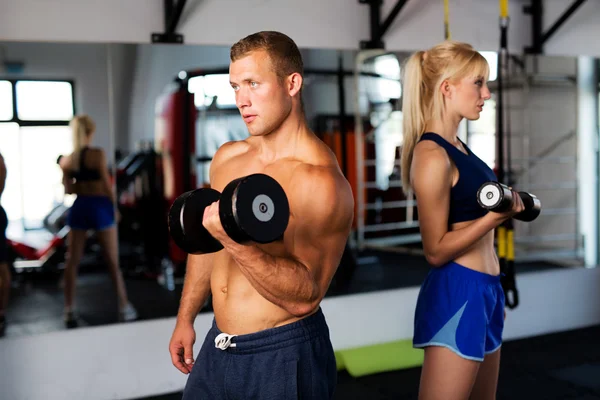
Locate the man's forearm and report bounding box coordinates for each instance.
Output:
[227,243,319,316]
[177,255,213,325]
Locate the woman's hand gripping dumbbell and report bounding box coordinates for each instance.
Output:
[477,181,542,222]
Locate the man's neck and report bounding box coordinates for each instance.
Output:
[257,111,310,163]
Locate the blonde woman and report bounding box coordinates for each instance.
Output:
[401,42,524,399]
[59,114,137,327]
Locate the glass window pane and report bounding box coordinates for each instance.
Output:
[0,81,13,121]
[20,126,73,227]
[189,74,236,108]
[468,97,496,169]
[0,122,22,221]
[374,54,401,80]
[480,51,498,82]
[16,81,74,121]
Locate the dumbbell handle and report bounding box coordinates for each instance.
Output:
[477,182,541,222]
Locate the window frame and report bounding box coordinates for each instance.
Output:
[0,77,77,126]
[0,77,77,231]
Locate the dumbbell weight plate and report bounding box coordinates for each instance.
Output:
[220,174,290,244]
[168,188,224,254]
[477,181,513,212]
[516,192,542,222]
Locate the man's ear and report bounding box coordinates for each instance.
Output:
[288,72,303,97]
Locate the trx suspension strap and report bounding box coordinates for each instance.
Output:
[497,0,519,309]
[444,0,451,40]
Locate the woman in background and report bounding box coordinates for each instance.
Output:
[59,114,137,327]
[401,41,524,399]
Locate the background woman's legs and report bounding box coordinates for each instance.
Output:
[96,226,137,322]
[63,229,87,326]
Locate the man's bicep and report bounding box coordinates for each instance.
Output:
[292,220,348,289]
[292,177,353,282]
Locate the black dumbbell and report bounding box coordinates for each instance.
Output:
[477,181,541,222]
[168,173,290,254]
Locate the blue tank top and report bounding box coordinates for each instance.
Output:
[418,132,497,224]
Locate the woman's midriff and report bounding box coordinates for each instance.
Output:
[449,219,499,276]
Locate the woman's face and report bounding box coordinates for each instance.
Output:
[446,74,492,121]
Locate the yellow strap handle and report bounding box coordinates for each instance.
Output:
[507,229,515,261]
[444,0,451,39]
[500,0,509,19]
[497,226,507,258]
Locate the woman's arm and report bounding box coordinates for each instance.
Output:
[58,156,75,195]
[411,141,523,267]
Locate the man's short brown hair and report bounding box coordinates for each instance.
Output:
[230,31,304,82]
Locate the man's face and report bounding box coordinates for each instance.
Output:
[229,50,292,137]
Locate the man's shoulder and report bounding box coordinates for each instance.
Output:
[213,140,250,165]
[291,161,353,206]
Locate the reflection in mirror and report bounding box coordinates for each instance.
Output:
[0,41,117,338]
[0,39,587,339]
[346,48,586,305]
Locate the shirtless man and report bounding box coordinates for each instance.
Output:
[168,31,355,399]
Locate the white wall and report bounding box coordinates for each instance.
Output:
[108,44,138,152]
[543,0,600,57]
[1,267,599,400]
[0,41,112,151]
[2,0,600,57]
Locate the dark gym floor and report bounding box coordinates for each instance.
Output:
[2,241,567,338]
[136,324,600,400]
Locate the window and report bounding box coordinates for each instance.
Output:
[0,123,22,221]
[20,126,73,225]
[367,54,402,105]
[16,81,74,121]
[366,54,403,190]
[465,52,499,169]
[480,51,498,82]
[0,79,75,230]
[0,81,13,120]
[188,74,236,109]
[467,96,497,169]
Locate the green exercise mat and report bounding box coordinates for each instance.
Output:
[335,340,424,377]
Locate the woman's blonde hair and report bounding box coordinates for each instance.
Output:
[70,114,96,170]
[400,40,490,194]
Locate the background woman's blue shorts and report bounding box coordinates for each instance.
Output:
[67,195,115,231]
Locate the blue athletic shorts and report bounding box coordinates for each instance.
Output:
[182,308,337,400]
[67,195,115,231]
[0,205,7,263]
[413,261,505,362]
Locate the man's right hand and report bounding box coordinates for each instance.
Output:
[169,322,196,374]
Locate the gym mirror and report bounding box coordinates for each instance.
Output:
[0,39,588,339]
